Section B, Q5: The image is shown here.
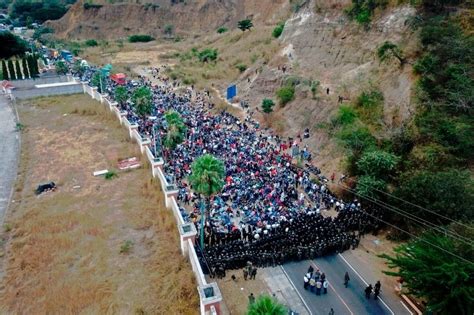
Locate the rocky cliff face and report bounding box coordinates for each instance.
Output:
[47,0,287,39]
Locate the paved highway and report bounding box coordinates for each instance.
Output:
[282,253,411,315]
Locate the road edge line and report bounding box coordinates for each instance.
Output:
[280,265,313,315]
[338,253,395,315]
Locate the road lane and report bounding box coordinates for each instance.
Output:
[282,253,405,315]
[283,260,352,315]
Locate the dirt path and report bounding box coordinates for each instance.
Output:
[0,95,19,226]
[0,95,199,314]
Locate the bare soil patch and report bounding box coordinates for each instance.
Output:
[0,95,198,314]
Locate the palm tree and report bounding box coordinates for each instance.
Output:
[247,295,287,315]
[163,111,186,164]
[189,154,225,249]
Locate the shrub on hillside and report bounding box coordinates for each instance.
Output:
[198,48,218,62]
[217,27,228,34]
[272,22,285,38]
[85,39,98,47]
[128,34,154,43]
[276,86,295,106]
[236,64,247,73]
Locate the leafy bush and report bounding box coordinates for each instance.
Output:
[272,22,285,38]
[356,89,384,108]
[337,125,376,154]
[104,170,118,180]
[85,39,98,47]
[198,48,218,62]
[235,63,247,73]
[356,175,387,198]
[217,27,228,34]
[345,0,388,25]
[237,19,253,32]
[120,240,133,253]
[394,169,474,223]
[128,34,154,43]
[356,150,399,178]
[276,86,295,106]
[334,105,357,126]
[261,98,275,113]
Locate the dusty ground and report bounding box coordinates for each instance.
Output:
[216,268,271,315]
[0,95,199,314]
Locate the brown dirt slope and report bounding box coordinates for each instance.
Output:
[47,0,288,40]
[0,95,198,314]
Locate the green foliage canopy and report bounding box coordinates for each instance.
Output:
[131,86,153,118]
[272,22,285,38]
[238,19,254,32]
[261,98,275,114]
[114,86,128,106]
[189,154,225,198]
[0,32,28,59]
[246,294,287,315]
[276,86,295,106]
[55,60,68,75]
[381,229,474,314]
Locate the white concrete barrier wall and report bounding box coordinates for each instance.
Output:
[79,82,220,314]
[188,239,207,287]
[170,197,185,225]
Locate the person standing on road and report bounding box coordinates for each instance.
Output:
[304,272,310,290]
[329,308,335,315]
[344,272,350,288]
[365,284,373,299]
[309,275,316,293]
[316,279,322,296]
[374,280,381,299]
[323,279,329,294]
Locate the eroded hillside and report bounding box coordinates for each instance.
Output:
[47,0,288,39]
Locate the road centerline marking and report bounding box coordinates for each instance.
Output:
[310,261,354,315]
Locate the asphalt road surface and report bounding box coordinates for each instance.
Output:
[282,253,411,315]
[0,95,19,225]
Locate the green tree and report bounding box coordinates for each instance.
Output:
[55,60,68,75]
[114,86,128,106]
[356,175,387,199]
[272,22,285,38]
[131,86,153,119]
[0,31,28,59]
[377,41,405,66]
[238,19,254,32]
[394,169,474,224]
[2,60,8,80]
[21,58,30,79]
[356,150,399,178]
[261,98,275,114]
[189,154,225,248]
[91,72,102,92]
[246,294,287,315]
[72,59,85,76]
[337,126,376,154]
[276,86,295,106]
[7,60,16,80]
[27,55,39,77]
[164,111,186,150]
[380,229,474,315]
[14,59,22,80]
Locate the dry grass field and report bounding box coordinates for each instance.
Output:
[0,94,198,314]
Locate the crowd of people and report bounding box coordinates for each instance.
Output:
[73,62,384,276]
